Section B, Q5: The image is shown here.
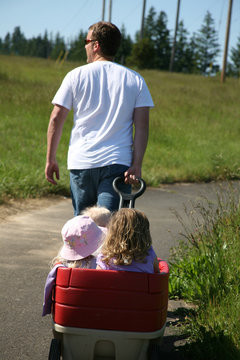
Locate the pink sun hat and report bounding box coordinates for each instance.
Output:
[60,215,107,261]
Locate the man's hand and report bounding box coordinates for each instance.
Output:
[124,166,141,184]
[45,104,69,186]
[124,107,149,185]
[45,161,60,185]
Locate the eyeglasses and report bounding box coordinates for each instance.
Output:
[84,39,96,45]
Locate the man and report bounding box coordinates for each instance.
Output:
[45,22,154,215]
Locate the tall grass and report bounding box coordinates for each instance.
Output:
[143,70,240,185]
[169,184,240,359]
[0,55,240,202]
[0,56,77,203]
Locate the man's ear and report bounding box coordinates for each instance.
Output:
[93,41,100,52]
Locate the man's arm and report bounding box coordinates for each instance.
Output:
[45,104,69,185]
[124,107,149,184]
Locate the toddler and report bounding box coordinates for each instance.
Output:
[81,205,111,228]
[96,208,160,273]
[51,206,111,269]
[42,214,107,316]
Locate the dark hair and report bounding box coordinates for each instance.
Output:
[89,21,121,57]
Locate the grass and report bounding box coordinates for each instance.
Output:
[168,184,240,359]
[1,55,240,357]
[143,70,240,185]
[0,55,77,203]
[0,54,240,203]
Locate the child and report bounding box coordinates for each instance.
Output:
[81,205,111,228]
[96,208,160,274]
[51,206,111,269]
[42,214,106,316]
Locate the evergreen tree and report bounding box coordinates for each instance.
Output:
[126,38,156,69]
[195,11,220,73]
[2,33,11,55]
[155,11,171,70]
[42,30,52,58]
[173,20,198,73]
[68,30,87,62]
[230,35,240,77]
[144,6,157,40]
[135,8,171,70]
[11,26,26,55]
[51,33,66,60]
[26,34,52,58]
[173,20,189,72]
[185,33,200,74]
[115,25,133,65]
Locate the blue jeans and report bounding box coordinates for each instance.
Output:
[70,164,131,215]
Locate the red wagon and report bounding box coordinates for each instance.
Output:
[48,178,169,359]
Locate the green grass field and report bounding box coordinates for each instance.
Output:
[0,54,240,202]
[1,55,240,358]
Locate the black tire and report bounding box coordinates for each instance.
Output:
[148,343,162,360]
[48,338,61,360]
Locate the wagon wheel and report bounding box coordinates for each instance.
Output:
[148,343,162,360]
[48,338,61,360]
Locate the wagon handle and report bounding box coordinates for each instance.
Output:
[112,177,146,209]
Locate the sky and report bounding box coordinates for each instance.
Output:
[0,0,240,66]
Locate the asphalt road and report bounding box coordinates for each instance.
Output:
[0,181,237,359]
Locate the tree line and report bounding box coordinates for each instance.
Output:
[0,7,239,76]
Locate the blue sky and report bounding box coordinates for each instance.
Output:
[0,0,240,65]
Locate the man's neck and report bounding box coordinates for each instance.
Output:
[94,53,114,62]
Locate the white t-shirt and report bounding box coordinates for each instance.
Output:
[52,61,154,169]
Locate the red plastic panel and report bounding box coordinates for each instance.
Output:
[60,268,150,292]
[54,287,165,310]
[148,273,169,294]
[53,265,169,332]
[54,303,167,332]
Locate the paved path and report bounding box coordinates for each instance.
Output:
[0,182,237,359]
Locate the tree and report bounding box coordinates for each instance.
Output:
[115,25,133,65]
[154,11,171,70]
[184,33,200,74]
[230,35,240,77]
[195,11,220,73]
[68,30,87,62]
[11,26,26,55]
[2,33,11,55]
[126,38,156,69]
[51,33,66,60]
[173,20,198,73]
[139,8,171,70]
[144,6,157,40]
[171,20,188,72]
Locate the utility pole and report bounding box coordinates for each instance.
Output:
[140,0,147,40]
[102,0,105,21]
[221,0,233,83]
[169,0,181,72]
[108,0,112,22]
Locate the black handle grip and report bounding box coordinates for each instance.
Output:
[112,177,146,209]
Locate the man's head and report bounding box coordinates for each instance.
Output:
[86,22,121,61]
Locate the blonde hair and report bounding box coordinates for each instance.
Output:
[81,206,111,227]
[51,254,94,269]
[100,208,152,266]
